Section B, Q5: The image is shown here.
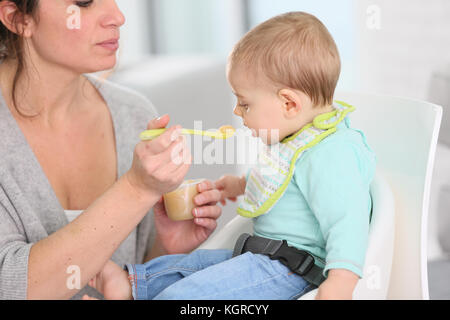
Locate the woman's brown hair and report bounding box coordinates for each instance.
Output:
[0,0,39,117]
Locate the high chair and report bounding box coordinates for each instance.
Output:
[200,92,442,299]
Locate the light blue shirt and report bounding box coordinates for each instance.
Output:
[251,117,376,278]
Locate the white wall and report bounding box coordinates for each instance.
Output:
[115,0,151,68]
[355,0,450,101]
[353,0,450,261]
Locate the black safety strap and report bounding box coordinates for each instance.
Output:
[233,233,326,287]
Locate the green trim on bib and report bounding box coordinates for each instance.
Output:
[237,128,336,218]
[237,101,356,218]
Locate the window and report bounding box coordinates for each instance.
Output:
[115,0,152,67]
[147,0,246,57]
[145,0,357,89]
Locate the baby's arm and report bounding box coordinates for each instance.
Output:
[294,140,376,300]
[86,260,132,300]
[214,174,247,205]
[315,269,359,300]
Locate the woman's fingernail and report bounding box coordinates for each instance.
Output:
[156,114,168,121]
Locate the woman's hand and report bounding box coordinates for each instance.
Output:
[215,175,246,205]
[153,180,223,254]
[124,115,192,200]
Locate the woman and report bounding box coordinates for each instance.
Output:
[0,0,222,299]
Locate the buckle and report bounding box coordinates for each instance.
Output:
[236,235,318,278]
[292,252,315,276]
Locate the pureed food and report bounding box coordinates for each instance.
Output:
[163,179,205,221]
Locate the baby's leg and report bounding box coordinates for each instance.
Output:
[153,252,314,300]
[126,249,232,300]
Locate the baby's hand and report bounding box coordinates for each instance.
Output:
[214,175,246,206]
[87,260,133,300]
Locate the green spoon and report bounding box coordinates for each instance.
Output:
[140,125,236,141]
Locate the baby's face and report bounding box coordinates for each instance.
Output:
[228,68,288,145]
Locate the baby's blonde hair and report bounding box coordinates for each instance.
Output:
[228,12,341,107]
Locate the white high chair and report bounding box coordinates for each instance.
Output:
[200,92,442,300]
[300,170,394,299]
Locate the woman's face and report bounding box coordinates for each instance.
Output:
[28,0,125,73]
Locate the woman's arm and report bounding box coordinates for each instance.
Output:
[27,120,191,299]
[27,175,160,300]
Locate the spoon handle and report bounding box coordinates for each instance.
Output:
[139,129,166,141]
[139,128,223,141]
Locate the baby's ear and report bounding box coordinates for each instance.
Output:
[278,89,302,116]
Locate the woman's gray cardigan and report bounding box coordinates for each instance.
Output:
[0,74,158,299]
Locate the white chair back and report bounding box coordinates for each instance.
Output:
[335,92,442,299]
[353,170,395,299]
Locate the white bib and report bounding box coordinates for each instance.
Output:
[237,101,355,218]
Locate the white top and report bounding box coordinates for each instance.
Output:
[65,210,84,223]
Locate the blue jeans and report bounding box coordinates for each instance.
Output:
[125,249,316,300]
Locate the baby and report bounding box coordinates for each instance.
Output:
[85,11,376,300]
